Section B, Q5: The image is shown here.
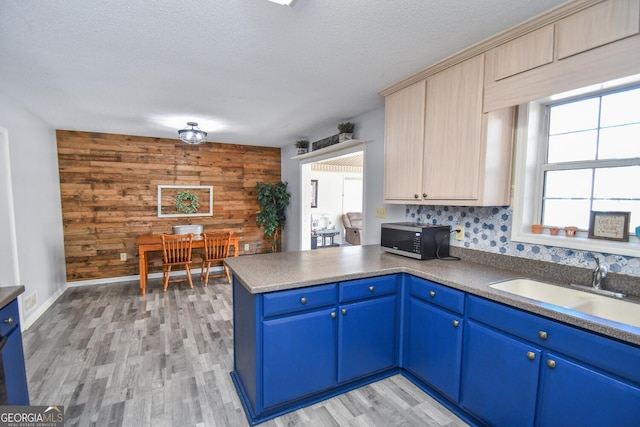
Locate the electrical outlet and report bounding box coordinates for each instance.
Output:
[454,226,465,241]
[24,292,37,312]
[244,243,250,251]
[375,207,387,218]
[120,253,127,261]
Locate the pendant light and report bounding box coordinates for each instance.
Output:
[178,122,207,145]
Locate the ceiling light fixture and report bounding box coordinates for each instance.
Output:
[178,122,207,145]
[267,0,296,6]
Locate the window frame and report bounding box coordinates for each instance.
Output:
[511,95,640,258]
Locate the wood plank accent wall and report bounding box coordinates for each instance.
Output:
[57,130,282,282]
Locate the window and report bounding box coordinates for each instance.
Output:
[541,86,640,230]
[511,81,640,257]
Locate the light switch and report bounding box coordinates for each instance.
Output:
[376,207,387,218]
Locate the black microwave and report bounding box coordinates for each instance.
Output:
[381,222,451,260]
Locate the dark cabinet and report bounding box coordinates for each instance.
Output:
[0,299,29,405]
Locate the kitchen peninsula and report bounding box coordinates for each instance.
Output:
[226,245,640,426]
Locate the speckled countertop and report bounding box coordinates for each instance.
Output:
[0,285,25,310]
[225,245,640,347]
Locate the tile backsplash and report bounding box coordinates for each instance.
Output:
[406,205,640,277]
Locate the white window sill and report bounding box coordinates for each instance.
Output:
[511,228,640,258]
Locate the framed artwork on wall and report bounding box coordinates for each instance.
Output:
[311,180,318,208]
[158,185,214,218]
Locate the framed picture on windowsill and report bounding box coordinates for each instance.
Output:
[311,180,318,208]
[588,211,630,242]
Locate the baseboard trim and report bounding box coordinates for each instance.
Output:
[22,285,68,331]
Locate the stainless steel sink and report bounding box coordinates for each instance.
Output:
[490,279,640,328]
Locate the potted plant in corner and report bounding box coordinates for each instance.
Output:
[338,121,355,142]
[294,139,309,155]
[256,181,291,253]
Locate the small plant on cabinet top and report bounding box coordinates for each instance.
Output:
[338,121,354,133]
[337,121,354,142]
[294,139,309,154]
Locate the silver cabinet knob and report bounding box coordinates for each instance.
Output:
[300,297,307,304]
[3,317,13,324]
[369,286,374,293]
[342,308,347,315]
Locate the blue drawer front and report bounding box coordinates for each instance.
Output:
[409,276,465,314]
[263,283,338,317]
[467,295,640,384]
[339,275,398,303]
[0,299,19,336]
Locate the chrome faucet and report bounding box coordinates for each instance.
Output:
[592,257,609,290]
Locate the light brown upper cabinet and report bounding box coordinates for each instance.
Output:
[383,55,515,206]
[383,80,426,202]
[556,0,640,59]
[486,25,555,82]
[484,0,640,112]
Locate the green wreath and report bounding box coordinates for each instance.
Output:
[174,190,200,214]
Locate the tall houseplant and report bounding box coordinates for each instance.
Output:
[256,181,291,252]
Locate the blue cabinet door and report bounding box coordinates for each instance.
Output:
[338,295,397,383]
[262,307,337,408]
[460,321,540,427]
[2,326,29,405]
[406,297,463,402]
[537,353,640,427]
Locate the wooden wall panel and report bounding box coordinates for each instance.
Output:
[57,130,282,282]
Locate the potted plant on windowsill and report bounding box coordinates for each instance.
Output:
[294,139,309,155]
[338,121,355,142]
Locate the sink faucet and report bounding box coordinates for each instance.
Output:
[592,257,609,290]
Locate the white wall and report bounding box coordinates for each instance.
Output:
[0,127,19,287]
[0,94,67,328]
[281,106,405,251]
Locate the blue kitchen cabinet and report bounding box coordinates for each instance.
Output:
[338,294,397,383]
[537,353,640,426]
[232,275,399,425]
[460,321,541,427]
[263,306,338,408]
[405,277,464,402]
[0,298,29,405]
[462,295,640,427]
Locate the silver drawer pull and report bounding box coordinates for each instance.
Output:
[300,297,307,304]
[3,317,13,325]
[369,286,374,293]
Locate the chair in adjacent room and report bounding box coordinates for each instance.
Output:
[342,212,363,245]
[161,233,194,291]
[201,232,232,286]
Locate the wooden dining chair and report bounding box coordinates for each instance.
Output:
[161,233,194,292]
[201,232,232,286]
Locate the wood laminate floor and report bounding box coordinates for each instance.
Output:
[22,277,469,427]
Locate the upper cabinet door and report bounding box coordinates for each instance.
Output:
[423,54,485,201]
[556,0,640,59]
[488,25,555,82]
[383,80,426,202]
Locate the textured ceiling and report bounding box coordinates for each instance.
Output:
[0,0,567,147]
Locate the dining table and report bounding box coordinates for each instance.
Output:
[136,233,239,295]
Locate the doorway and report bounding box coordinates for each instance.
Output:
[300,148,364,250]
